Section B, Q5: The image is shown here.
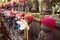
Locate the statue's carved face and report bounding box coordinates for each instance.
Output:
[40,23,51,31]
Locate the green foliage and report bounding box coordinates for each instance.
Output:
[51,0,60,4]
[8,0,11,2]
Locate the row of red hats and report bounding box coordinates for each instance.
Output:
[4,2,17,7]
[3,0,28,7]
[24,14,56,30]
[25,14,56,30]
[10,11,56,30]
[19,0,27,2]
[0,9,56,30]
[9,10,34,22]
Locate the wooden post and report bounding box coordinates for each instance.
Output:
[38,0,43,14]
[52,7,55,17]
[5,0,8,3]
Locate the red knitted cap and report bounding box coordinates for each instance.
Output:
[24,14,34,22]
[41,17,56,29]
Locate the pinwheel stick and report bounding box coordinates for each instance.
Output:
[25,22,28,40]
